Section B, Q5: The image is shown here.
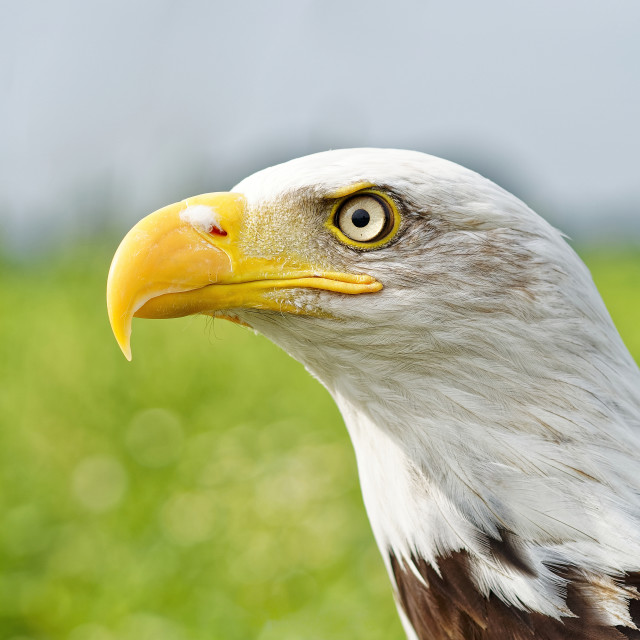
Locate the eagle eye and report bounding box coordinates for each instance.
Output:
[335,194,395,244]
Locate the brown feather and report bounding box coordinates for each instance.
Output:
[390,550,640,640]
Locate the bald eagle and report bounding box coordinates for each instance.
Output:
[107,149,640,640]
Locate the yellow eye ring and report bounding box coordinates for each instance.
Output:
[327,190,400,249]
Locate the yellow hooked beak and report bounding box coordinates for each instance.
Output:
[106,192,382,360]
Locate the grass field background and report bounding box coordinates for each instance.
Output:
[1,243,639,640]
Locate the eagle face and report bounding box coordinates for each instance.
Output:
[107,149,640,640]
[110,149,566,380]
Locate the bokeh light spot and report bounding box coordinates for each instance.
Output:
[71,455,128,512]
[160,492,215,546]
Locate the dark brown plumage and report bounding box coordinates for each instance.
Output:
[390,551,640,640]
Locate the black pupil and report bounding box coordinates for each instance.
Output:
[351,208,370,228]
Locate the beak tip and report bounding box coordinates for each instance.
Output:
[112,325,133,361]
[107,305,133,361]
[111,328,133,361]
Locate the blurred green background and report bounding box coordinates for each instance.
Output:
[0,244,397,640]
[0,245,638,640]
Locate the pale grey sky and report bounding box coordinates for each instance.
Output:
[1,0,639,250]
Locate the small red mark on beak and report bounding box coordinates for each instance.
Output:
[208,226,227,237]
